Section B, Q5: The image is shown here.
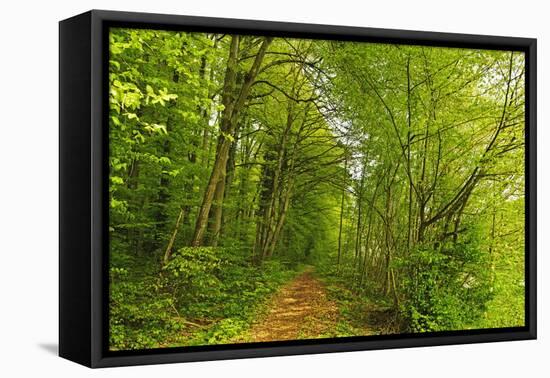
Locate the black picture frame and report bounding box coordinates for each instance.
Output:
[59,9,537,368]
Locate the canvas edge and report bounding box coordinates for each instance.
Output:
[59,10,94,367]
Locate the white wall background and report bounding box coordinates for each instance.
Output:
[0,0,546,376]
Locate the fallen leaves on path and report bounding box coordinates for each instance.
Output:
[242,268,341,342]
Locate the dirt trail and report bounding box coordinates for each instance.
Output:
[243,267,341,342]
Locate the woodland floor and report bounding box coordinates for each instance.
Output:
[235,266,375,342]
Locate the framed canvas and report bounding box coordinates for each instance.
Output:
[59,10,537,368]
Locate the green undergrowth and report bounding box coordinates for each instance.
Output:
[110,246,301,350]
[316,262,393,337]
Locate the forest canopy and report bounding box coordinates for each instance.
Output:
[108,28,526,350]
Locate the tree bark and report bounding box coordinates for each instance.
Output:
[191,36,273,246]
[354,155,368,264]
[337,156,348,270]
[163,208,185,264]
[209,129,238,246]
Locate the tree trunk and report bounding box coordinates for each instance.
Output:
[209,129,238,246]
[264,175,294,258]
[337,156,348,270]
[191,36,272,247]
[355,155,368,264]
[163,208,185,264]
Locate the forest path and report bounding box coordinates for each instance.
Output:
[242,267,341,342]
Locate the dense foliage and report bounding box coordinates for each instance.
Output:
[108,28,526,350]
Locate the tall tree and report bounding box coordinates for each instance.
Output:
[191,36,273,246]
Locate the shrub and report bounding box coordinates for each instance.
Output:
[110,245,299,349]
[396,230,493,332]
